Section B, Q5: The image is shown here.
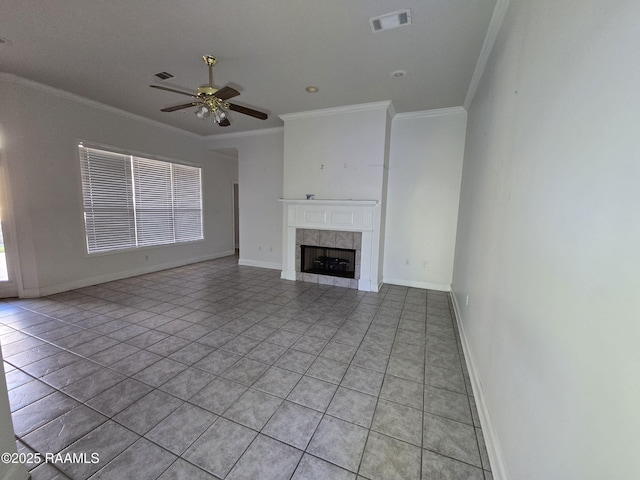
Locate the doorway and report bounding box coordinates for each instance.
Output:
[0,213,7,282]
[233,182,239,256]
[0,138,18,298]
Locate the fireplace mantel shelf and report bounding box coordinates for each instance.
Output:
[279,198,378,206]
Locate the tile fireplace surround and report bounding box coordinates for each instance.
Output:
[280,199,382,292]
[295,229,362,289]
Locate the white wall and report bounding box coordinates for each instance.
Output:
[281,103,391,201]
[205,130,284,270]
[383,109,466,291]
[280,102,392,289]
[452,1,640,478]
[0,76,237,297]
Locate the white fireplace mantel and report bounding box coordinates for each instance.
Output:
[280,198,382,292]
[279,199,378,205]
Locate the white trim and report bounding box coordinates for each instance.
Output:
[386,101,397,119]
[232,181,239,250]
[281,270,296,281]
[279,199,378,206]
[0,73,201,139]
[282,202,381,292]
[463,0,511,110]
[383,277,451,292]
[361,279,384,293]
[393,106,467,120]
[0,462,29,480]
[450,287,510,480]
[238,259,281,270]
[20,251,235,298]
[205,126,284,141]
[0,123,22,298]
[280,101,393,121]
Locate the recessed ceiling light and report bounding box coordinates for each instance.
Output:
[370,9,411,33]
[305,86,319,93]
[391,70,407,78]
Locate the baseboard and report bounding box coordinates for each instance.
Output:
[237,259,282,270]
[20,250,236,298]
[0,463,29,480]
[383,277,451,292]
[450,288,509,480]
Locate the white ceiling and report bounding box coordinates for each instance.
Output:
[0,0,497,136]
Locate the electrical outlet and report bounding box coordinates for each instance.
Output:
[423,261,428,268]
[405,259,410,266]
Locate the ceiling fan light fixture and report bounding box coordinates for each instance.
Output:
[152,54,267,127]
[196,104,211,119]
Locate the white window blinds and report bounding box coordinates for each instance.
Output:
[172,163,204,243]
[133,156,174,247]
[80,147,136,253]
[79,146,203,254]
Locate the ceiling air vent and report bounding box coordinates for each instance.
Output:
[153,71,174,81]
[370,9,411,32]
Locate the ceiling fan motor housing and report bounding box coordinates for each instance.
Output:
[197,86,217,96]
[203,55,217,67]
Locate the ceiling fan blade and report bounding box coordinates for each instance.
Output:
[161,102,200,112]
[219,118,231,127]
[150,85,197,97]
[228,103,268,120]
[214,86,241,100]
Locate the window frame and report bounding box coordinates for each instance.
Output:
[78,142,204,256]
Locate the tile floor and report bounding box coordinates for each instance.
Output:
[0,255,492,480]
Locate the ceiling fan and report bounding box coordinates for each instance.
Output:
[150,55,268,127]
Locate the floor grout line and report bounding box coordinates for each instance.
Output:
[1,256,487,480]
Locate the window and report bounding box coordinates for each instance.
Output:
[79,145,203,254]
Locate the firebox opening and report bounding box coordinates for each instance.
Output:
[301,245,356,279]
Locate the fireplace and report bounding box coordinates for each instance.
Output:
[294,229,361,288]
[301,245,356,279]
[280,199,382,291]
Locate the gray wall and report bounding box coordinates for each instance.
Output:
[452,0,640,478]
[0,76,238,297]
[205,130,284,270]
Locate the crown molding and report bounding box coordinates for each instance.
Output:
[463,0,511,110]
[0,73,202,139]
[386,101,397,119]
[205,126,284,141]
[280,101,393,122]
[394,106,467,120]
